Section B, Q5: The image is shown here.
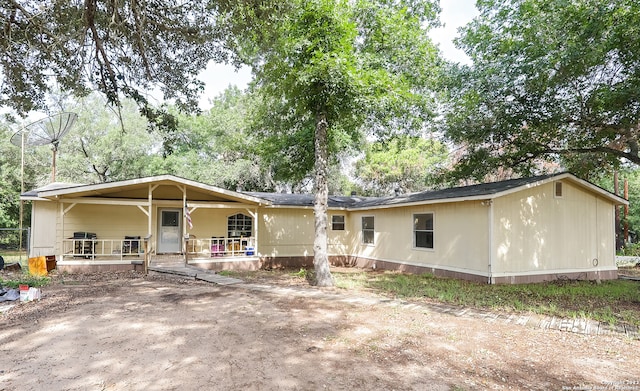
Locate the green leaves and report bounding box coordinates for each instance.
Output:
[232,0,441,180]
[444,0,640,180]
[1,0,219,130]
[354,135,448,196]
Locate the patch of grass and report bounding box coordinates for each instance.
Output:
[0,272,51,289]
[0,250,29,266]
[222,267,640,326]
[333,270,640,326]
[290,268,308,279]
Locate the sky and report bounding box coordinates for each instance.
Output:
[197,0,480,109]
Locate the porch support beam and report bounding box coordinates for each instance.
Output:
[245,208,259,255]
[60,198,149,206]
[59,202,65,259]
[187,202,253,209]
[148,184,158,245]
[62,202,77,215]
[137,205,149,217]
[179,185,188,265]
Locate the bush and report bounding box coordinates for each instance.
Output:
[618,242,640,257]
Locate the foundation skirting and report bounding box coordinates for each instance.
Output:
[54,255,618,285]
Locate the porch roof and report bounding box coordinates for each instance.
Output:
[22,175,271,205]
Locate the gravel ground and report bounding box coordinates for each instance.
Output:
[0,270,639,391]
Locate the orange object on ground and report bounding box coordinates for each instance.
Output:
[28,256,48,276]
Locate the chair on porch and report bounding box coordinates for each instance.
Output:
[122,236,141,255]
[211,237,224,257]
[73,232,97,258]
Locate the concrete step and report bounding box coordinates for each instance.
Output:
[148,264,243,285]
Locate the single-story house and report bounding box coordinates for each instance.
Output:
[22,172,627,284]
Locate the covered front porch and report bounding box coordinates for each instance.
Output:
[25,175,270,271]
[60,235,258,262]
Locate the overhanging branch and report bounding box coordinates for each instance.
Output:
[540,146,640,165]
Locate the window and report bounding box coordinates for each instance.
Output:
[227,213,252,237]
[554,181,563,198]
[362,216,375,244]
[414,213,434,249]
[332,215,345,231]
[161,210,180,227]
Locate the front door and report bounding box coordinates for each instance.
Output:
[157,209,182,253]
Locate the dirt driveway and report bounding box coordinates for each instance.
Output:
[1,271,639,391]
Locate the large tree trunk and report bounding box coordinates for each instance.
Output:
[313,109,334,287]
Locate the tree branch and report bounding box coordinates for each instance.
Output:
[540,145,640,165]
[84,0,119,102]
[130,0,153,78]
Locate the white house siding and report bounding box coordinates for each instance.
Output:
[257,208,351,258]
[491,181,617,279]
[258,208,315,258]
[347,201,490,276]
[60,202,257,253]
[327,211,353,256]
[61,203,148,240]
[30,200,57,257]
[179,207,256,241]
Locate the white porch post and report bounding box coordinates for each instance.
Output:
[147,184,157,267]
[245,207,259,256]
[147,185,153,237]
[59,202,77,260]
[254,208,258,256]
[181,185,188,265]
[58,202,64,260]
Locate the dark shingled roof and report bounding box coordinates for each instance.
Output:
[21,182,85,198]
[244,192,379,208]
[244,173,564,209]
[352,173,562,208]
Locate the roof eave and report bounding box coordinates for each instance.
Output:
[33,175,272,206]
[346,194,494,211]
[489,172,628,206]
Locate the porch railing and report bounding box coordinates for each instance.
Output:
[63,238,143,261]
[187,237,256,258]
[62,237,255,261]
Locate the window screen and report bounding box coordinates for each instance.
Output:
[362,216,374,244]
[414,213,434,249]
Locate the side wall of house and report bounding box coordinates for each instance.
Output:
[346,201,490,278]
[29,200,58,257]
[491,180,617,283]
[257,207,351,261]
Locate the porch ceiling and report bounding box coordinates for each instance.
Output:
[87,184,232,202]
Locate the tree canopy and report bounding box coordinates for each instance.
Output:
[442,0,640,181]
[1,0,223,129]
[221,0,442,285]
[354,135,448,196]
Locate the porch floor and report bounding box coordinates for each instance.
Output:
[148,262,243,285]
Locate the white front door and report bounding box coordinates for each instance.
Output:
[157,209,182,253]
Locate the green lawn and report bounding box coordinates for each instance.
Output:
[223,268,640,327]
[0,273,50,289]
[0,250,29,266]
[0,251,47,288]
